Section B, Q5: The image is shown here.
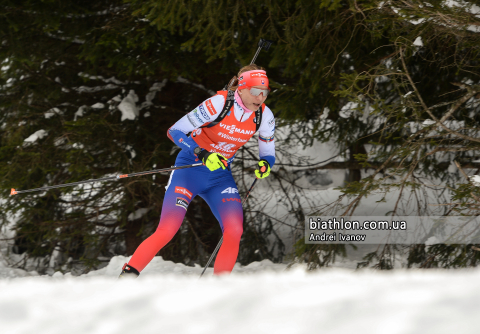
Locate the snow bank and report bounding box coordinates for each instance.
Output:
[1,257,479,334]
[0,257,37,279]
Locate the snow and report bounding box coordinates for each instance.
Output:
[469,175,480,186]
[148,80,166,99]
[3,119,480,334]
[413,36,424,46]
[118,90,139,121]
[46,32,85,44]
[110,95,122,102]
[388,0,480,33]
[444,0,480,14]
[74,106,87,121]
[177,76,215,96]
[467,25,480,32]
[44,107,61,119]
[74,84,119,93]
[4,64,480,332]
[127,208,149,221]
[78,72,125,85]
[23,129,48,146]
[139,80,167,110]
[125,144,136,160]
[407,119,465,134]
[409,18,426,25]
[375,75,390,83]
[339,101,358,118]
[91,103,105,109]
[0,255,480,333]
[0,256,37,279]
[320,107,329,120]
[422,119,436,126]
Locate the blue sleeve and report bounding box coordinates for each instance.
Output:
[261,155,275,168]
[167,127,199,156]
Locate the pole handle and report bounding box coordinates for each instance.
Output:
[258,38,273,51]
[250,38,273,65]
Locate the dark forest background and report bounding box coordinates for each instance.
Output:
[1,0,480,274]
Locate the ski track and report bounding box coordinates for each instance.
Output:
[0,255,479,334]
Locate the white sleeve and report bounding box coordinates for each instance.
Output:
[170,94,226,133]
[258,106,275,158]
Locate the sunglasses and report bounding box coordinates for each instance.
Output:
[247,86,270,97]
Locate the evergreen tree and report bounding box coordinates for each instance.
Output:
[0,0,243,272]
[3,0,480,273]
[304,0,480,268]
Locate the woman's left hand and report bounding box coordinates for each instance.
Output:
[255,160,271,179]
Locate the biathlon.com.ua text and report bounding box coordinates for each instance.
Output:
[306,217,407,243]
[306,216,480,244]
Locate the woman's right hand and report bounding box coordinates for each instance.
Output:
[198,150,228,171]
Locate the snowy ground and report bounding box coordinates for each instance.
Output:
[3,115,477,333]
[1,255,479,334]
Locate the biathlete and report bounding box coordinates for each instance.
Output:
[119,64,276,277]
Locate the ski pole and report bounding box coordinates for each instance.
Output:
[200,178,259,277]
[250,38,273,65]
[224,38,273,91]
[10,163,203,196]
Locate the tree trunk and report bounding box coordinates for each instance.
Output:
[346,144,366,183]
[124,221,143,256]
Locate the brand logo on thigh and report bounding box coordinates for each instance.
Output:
[175,186,192,199]
[222,198,241,203]
[176,197,189,210]
[221,187,239,194]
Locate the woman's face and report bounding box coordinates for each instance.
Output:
[238,85,268,111]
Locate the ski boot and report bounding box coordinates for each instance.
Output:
[119,263,140,279]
